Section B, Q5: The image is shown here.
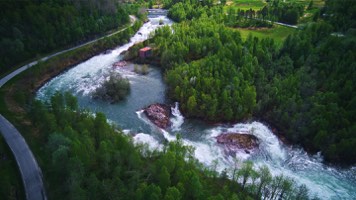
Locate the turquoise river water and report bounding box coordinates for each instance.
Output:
[37,15,356,200]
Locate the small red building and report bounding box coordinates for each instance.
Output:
[139,47,152,58]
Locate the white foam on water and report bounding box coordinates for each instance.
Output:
[170,102,184,131]
[37,16,172,100]
[221,122,356,200]
[160,129,175,141]
[122,129,131,135]
[227,122,287,161]
[136,110,356,199]
[133,133,162,151]
[206,126,253,161]
[135,110,153,130]
[169,121,356,200]
[160,129,229,172]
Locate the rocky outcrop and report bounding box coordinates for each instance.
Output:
[144,104,171,129]
[216,133,259,153]
[112,61,127,68]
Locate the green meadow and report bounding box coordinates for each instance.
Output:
[225,0,267,11]
[224,0,324,11]
[235,25,297,45]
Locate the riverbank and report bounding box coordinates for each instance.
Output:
[2,20,142,112]
[122,40,332,166]
[0,19,142,199]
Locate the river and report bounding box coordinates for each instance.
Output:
[36,15,356,199]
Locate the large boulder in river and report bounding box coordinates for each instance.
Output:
[144,104,171,129]
[216,133,259,152]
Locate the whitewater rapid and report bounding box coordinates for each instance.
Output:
[135,104,356,199]
[36,15,356,200]
[37,16,172,99]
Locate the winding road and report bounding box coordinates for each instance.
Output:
[0,15,136,87]
[0,16,136,200]
[0,115,46,200]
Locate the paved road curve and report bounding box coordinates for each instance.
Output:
[0,15,136,87]
[0,16,136,200]
[0,115,46,200]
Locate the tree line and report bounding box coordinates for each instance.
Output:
[258,0,304,25]
[166,0,304,26]
[0,0,132,75]
[225,6,273,28]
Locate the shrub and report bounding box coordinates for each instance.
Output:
[134,64,149,75]
[93,73,130,103]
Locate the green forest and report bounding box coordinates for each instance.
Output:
[146,0,356,164]
[28,92,311,199]
[0,0,356,199]
[167,0,304,25]
[0,0,130,74]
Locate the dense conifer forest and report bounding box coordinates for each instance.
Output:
[148,0,356,164]
[0,0,130,74]
[1,0,355,199]
[29,92,311,199]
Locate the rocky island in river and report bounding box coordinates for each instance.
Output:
[144,103,171,129]
[216,133,259,154]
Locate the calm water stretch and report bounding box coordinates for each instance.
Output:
[37,15,356,199]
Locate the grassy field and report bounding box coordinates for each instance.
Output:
[224,0,325,12]
[289,0,325,8]
[223,0,325,24]
[0,135,24,200]
[225,0,267,11]
[235,25,297,45]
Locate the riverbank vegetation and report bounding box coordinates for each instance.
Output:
[0,0,354,199]
[2,19,141,105]
[0,13,142,200]
[0,0,143,76]
[134,64,150,75]
[144,0,356,164]
[28,92,311,199]
[93,73,130,103]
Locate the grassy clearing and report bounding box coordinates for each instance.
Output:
[224,0,325,11]
[299,7,319,23]
[223,0,325,24]
[235,25,297,45]
[311,0,325,8]
[288,0,325,8]
[225,0,267,11]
